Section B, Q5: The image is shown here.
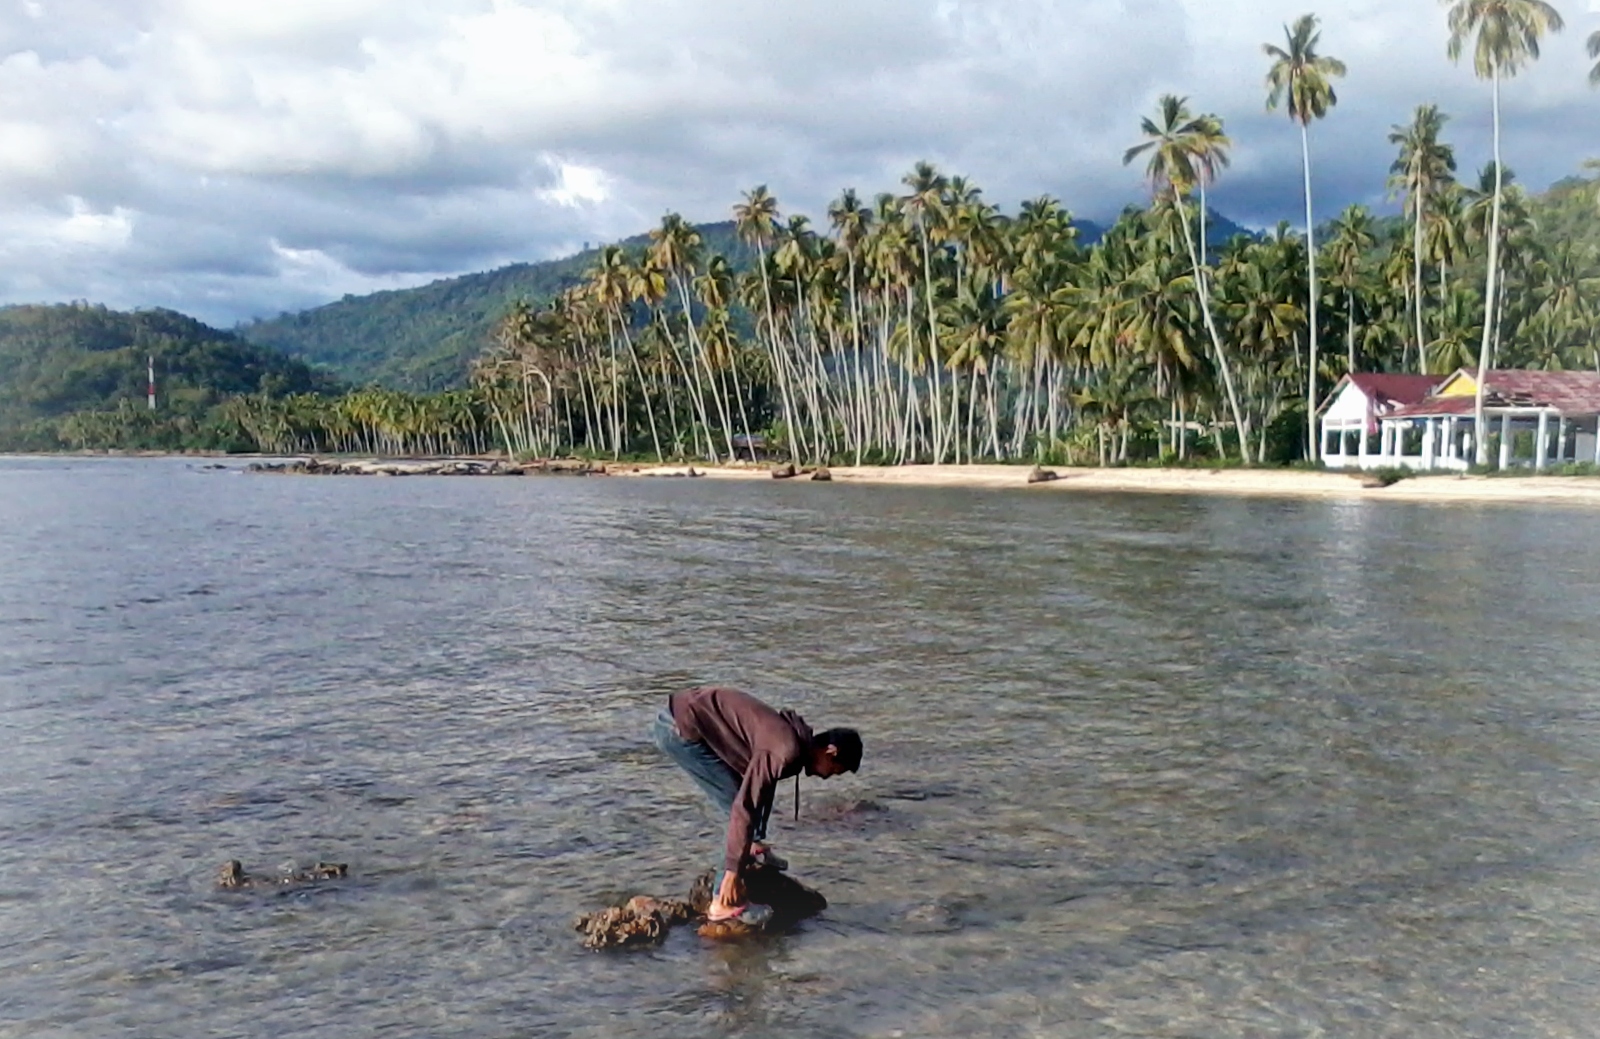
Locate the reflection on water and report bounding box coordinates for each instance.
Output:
[4,456,1600,1037]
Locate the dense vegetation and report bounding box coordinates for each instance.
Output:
[239,224,750,391]
[0,304,336,451]
[235,218,1169,392]
[9,1,1598,466]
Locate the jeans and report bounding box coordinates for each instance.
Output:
[652,707,770,869]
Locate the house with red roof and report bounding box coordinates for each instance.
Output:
[1321,369,1600,471]
[1318,373,1440,469]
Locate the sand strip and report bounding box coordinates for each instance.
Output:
[624,464,1600,507]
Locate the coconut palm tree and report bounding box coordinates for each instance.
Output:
[1124,94,1251,459]
[900,161,952,461]
[1266,12,1346,461]
[1589,29,1599,84]
[1388,104,1458,371]
[1324,205,1376,374]
[1443,0,1565,464]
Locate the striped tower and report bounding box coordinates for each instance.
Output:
[147,356,156,410]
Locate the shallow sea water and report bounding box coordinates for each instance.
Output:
[3,456,1600,1038]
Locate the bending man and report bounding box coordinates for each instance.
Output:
[653,685,862,923]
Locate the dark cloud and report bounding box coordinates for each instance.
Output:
[0,0,1594,326]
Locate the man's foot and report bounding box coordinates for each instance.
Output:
[707,900,774,925]
[750,844,789,871]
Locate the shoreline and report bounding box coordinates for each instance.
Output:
[12,452,1600,506]
[622,463,1600,507]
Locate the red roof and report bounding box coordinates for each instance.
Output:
[1344,373,1441,408]
[1388,370,1600,419]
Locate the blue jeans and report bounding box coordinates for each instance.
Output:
[652,708,770,867]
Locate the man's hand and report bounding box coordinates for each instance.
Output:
[720,864,742,909]
[712,869,745,915]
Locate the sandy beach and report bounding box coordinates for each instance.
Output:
[625,463,1600,507]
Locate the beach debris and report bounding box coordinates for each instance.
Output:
[771,463,798,480]
[1027,466,1060,484]
[811,466,833,482]
[573,862,828,949]
[217,859,348,890]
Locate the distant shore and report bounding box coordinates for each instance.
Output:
[622,463,1600,507]
[15,452,1600,507]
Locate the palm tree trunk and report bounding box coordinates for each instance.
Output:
[1301,122,1320,462]
[1172,185,1252,459]
[917,223,947,462]
[1473,67,1501,467]
[1346,289,1357,374]
[1413,193,1427,373]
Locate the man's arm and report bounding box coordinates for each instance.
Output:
[722,751,782,881]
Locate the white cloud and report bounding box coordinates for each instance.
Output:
[0,0,1595,326]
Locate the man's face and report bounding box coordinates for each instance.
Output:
[809,746,848,778]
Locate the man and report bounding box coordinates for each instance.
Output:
[652,685,862,923]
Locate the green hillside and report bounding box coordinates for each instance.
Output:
[241,222,750,392]
[0,303,335,450]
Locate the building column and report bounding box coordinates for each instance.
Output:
[1359,419,1370,468]
[1499,413,1512,470]
[1423,419,1437,470]
[1446,417,1458,462]
[1557,417,1569,465]
[1536,411,1550,470]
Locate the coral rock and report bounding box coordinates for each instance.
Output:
[218,859,347,889]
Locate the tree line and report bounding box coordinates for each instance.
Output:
[33,1,1600,466]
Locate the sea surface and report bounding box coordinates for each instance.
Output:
[4,456,1600,1038]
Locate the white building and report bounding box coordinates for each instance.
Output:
[1319,373,1440,470]
[1321,369,1600,472]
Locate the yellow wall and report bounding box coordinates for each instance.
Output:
[1437,372,1476,397]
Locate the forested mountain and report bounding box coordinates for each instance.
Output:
[236,212,1253,392]
[0,303,335,450]
[240,223,748,391]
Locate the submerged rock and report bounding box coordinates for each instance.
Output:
[695,864,828,940]
[217,859,347,889]
[574,862,827,949]
[771,463,798,480]
[1027,466,1060,484]
[573,895,697,950]
[810,466,833,482]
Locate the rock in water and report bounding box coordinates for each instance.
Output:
[217,859,347,889]
[1027,466,1059,484]
[810,467,833,482]
[573,895,696,950]
[771,463,797,480]
[573,863,828,948]
[692,863,828,941]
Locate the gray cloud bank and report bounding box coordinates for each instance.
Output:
[0,0,1595,326]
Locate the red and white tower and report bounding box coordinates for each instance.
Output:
[147,356,156,410]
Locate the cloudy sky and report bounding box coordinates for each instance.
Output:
[0,0,1596,327]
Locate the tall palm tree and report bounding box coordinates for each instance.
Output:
[1443,0,1564,464]
[901,161,952,461]
[1589,29,1600,85]
[734,186,802,460]
[1388,104,1457,371]
[1324,205,1376,373]
[1265,12,1345,461]
[1124,94,1251,459]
